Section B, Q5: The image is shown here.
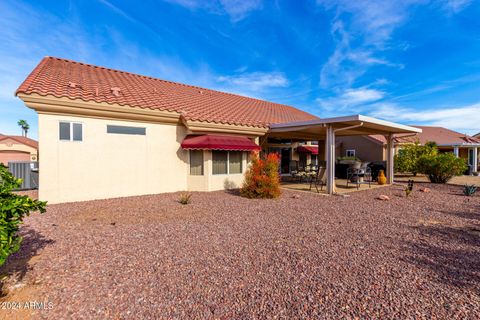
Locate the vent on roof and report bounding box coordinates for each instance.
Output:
[68,82,81,89]
[111,87,121,97]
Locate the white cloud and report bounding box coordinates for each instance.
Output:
[317,87,384,111]
[369,102,480,135]
[164,0,262,21]
[318,0,416,89]
[443,0,472,13]
[217,71,289,92]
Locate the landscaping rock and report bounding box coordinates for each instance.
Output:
[2,183,479,319]
[376,194,390,201]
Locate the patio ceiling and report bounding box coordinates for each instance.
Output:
[269,114,422,140]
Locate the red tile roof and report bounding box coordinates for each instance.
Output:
[369,126,480,145]
[16,57,318,128]
[0,135,38,149]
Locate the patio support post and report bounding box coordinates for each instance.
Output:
[454,146,459,157]
[326,125,335,194]
[473,147,478,173]
[386,134,394,184]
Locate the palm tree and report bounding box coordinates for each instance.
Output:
[17,120,29,137]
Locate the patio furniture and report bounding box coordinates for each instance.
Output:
[309,166,326,192]
[346,167,372,190]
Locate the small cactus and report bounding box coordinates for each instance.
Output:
[405,180,414,197]
[463,184,477,197]
[178,192,192,205]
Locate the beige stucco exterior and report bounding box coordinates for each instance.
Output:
[38,113,254,204]
[187,150,247,191]
[38,114,189,203]
[0,137,38,164]
[336,136,386,162]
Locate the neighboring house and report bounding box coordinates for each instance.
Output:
[16,57,419,203]
[336,126,480,172]
[0,134,38,165]
[474,132,480,139]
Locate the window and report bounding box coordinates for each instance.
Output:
[311,154,318,166]
[212,151,228,174]
[346,149,356,157]
[229,151,242,174]
[189,150,204,175]
[107,125,146,135]
[59,121,82,141]
[212,151,243,175]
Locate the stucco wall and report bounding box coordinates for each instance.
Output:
[336,136,385,162]
[38,114,188,203]
[187,150,247,191]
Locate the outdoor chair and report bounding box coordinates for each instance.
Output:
[346,167,372,190]
[309,166,326,192]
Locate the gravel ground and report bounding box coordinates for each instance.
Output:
[1,183,479,319]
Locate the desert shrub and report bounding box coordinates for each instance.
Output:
[463,184,477,196]
[417,152,467,183]
[178,192,192,205]
[395,141,438,175]
[241,152,281,199]
[0,164,46,266]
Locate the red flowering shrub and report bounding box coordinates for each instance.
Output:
[241,152,281,199]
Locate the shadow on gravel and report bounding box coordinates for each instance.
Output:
[439,205,480,222]
[0,228,54,297]
[402,223,480,289]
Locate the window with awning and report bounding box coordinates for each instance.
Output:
[296,145,318,154]
[181,135,261,151]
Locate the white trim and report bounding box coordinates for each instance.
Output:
[59,120,83,142]
[270,114,422,133]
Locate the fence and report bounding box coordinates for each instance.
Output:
[7,161,39,190]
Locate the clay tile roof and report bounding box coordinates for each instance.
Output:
[370,126,480,145]
[16,57,318,128]
[0,135,38,149]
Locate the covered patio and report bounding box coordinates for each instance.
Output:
[268,115,422,194]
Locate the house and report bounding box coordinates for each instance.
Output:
[336,126,480,172]
[0,134,38,165]
[474,132,480,139]
[16,57,420,203]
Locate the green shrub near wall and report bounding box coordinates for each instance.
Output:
[417,153,467,183]
[0,164,47,266]
[394,141,438,175]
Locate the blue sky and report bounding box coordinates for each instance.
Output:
[1,0,479,139]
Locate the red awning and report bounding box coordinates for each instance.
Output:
[181,135,261,151]
[297,145,319,155]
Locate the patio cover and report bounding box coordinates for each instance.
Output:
[181,134,261,151]
[269,115,422,194]
[297,145,319,154]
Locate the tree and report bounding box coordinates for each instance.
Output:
[394,141,438,175]
[0,164,46,266]
[17,119,30,137]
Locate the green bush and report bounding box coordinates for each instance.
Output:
[417,153,467,183]
[0,164,46,266]
[395,141,438,175]
[241,152,281,199]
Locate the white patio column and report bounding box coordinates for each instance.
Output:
[326,125,336,194]
[473,147,478,173]
[454,146,459,157]
[386,134,395,184]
